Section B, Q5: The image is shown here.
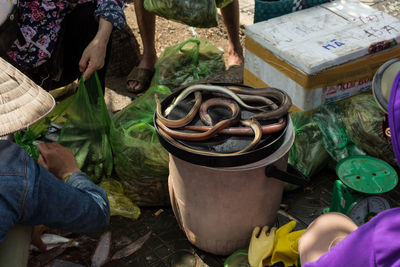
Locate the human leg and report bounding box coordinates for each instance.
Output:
[127,0,157,93]
[220,0,244,67]
[298,212,357,265]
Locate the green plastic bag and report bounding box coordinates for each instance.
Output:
[111,86,171,206]
[151,38,226,90]
[224,249,250,267]
[99,179,141,220]
[216,0,233,8]
[312,103,365,162]
[288,113,330,178]
[58,72,113,183]
[144,0,218,28]
[338,93,397,166]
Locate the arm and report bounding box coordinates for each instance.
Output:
[79,0,126,81]
[22,143,110,233]
[79,18,113,81]
[0,141,110,242]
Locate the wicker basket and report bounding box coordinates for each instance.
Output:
[106,26,141,77]
[254,0,330,23]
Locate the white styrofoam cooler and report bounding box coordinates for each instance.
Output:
[244,0,400,112]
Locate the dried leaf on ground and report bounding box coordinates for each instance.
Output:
[111,231,152,261]
[91,232,112,267]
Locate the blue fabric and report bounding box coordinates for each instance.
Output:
[0,140,110,242]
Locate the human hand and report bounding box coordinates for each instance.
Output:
[248,225,276,267]
[79,18,112,81]
[79,38,107,81]
[38,143,80,180]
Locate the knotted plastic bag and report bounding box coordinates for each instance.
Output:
[312,103,365,162]
[99,179,141,220]
[151,38,225,90]
[58,72,113,183]
[338,93,396,166]
[111,86,171,206]
[288,113,330,178]
[144,0,218,28]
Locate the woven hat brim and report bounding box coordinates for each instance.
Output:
[0,57,55,136]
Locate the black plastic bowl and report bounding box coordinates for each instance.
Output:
[154,83,288,168]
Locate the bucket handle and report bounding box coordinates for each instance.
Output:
[265,164,309,186]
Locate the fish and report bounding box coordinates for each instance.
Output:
[91,231,112,267]
[111,231,152,261]
[31,234,78,251]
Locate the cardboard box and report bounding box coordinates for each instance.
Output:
[244,0,400,112]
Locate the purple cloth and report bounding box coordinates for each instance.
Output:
[303,207,400,267]
[389,71,400,167]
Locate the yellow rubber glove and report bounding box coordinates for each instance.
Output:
[266,221,305,267]
[248,225,277,267]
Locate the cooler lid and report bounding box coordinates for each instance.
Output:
[246,1,400,74]
[336,155,398,194]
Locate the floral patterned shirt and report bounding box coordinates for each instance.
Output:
[6,0,125,69]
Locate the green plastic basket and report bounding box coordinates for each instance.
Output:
[254,0,330,23]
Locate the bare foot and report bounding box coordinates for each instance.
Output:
[227,46,244,67]
[127,53,157,92]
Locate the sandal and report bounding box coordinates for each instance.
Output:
[126,66,155,93]
[227,64,243,71]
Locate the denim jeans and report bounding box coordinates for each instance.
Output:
[0,140,110,242]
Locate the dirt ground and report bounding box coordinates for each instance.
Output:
[104,2,246,112]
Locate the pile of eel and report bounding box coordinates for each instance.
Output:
[155,84,292,156]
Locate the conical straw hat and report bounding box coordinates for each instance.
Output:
[0,57,55,136]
